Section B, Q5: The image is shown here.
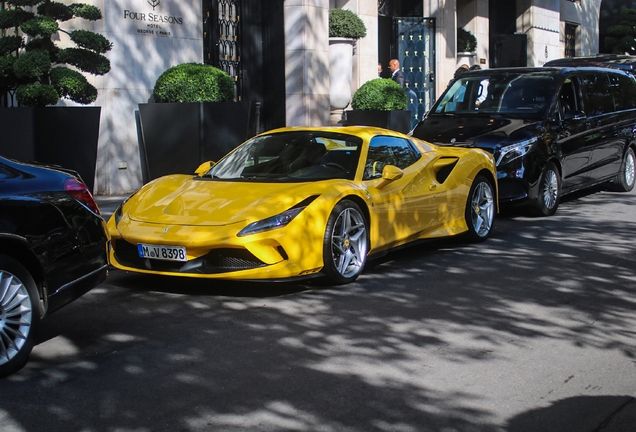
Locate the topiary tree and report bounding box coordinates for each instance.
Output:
[604,8,636,55]
[152,63,235,103]
[351,78,407,111]
[329,8,367,39]
[0,0,112,107]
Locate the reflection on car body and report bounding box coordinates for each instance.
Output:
[411,66,636,216]
[108,126,498,286]
[0,157,109,377]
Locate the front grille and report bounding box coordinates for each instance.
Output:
[498,180,528,202]
[113,240,267,274]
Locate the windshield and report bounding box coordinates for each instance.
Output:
[434,73,558,118]
[203,131,363,181]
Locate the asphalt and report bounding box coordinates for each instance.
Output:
[93,193,636,432]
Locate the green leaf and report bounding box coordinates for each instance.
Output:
[351,78,408,111]
[51,66,97,104]
[70,29,113,53]
[69,3,102,21]
[152,63,235,103]
[56,47,111,75]
[14,50,51,79]
[21,16,59,37]
[0,8,35,30]
[16,82,59,106]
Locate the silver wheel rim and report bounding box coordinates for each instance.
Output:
[542,169,559,210]
[330,207,368,278]
[0,271,33,366]
[625,151,635,187]
[471,181,495,237]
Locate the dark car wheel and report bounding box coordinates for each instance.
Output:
[464,175,496,242]
[322,200,368,285]
[0,255,41,378]
[528,162,561,217]
[609,147,635,192]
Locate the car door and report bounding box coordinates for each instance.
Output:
[579,71,625,183]
[553,75,592,192]
[362,136,439,249]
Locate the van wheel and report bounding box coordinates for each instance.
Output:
[528,162,560,217]
[0,255,41,378]
[609,147,635,192]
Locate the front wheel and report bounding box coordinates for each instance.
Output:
[609,147,635,192]
[0,255,41,378]
[464,175,496,242]
[527,162,561,217]
[322,200,368,285]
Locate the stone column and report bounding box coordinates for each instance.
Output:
[285,0,330,126]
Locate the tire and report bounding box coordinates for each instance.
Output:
[527,162,561,217]
[464,175,496,242]
[609,147,635,192]
[322,200,368,285]
[0,255,41,378]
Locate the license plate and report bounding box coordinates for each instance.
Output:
[137,243,187,262]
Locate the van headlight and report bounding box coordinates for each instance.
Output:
[496,137,538,166]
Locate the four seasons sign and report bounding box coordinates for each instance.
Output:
[118,0,186,37]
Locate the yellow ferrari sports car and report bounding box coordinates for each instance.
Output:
[108,126,497,285]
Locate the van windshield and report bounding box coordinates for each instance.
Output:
[434,74,558,119]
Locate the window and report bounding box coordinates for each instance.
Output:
[363,136,420,180]
[608,73,636,111]
[580,73,615,116]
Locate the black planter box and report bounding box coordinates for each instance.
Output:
[0,107,101,192]
[345,110,411,134]
[138,102,254,182]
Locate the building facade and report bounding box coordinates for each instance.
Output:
[13,0,603,195]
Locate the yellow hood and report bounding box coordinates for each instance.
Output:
[125,174,325,226]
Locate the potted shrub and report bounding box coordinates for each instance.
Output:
[345,78,410,133]
[457,28,477,53]
[138,63,255,182]
[0,1,112,192]
[329,9,367,118]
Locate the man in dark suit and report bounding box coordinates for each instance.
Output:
[389,59,405,88]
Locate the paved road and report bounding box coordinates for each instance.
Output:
[2,187,636,431]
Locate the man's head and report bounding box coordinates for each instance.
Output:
[389,59,400,73]
[378,63,383,76]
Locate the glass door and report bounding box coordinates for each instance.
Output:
[395,18,436,129]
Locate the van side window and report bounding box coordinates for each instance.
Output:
[558,78,580,119]
[580,73,615,116]
[608,73,636,111]
[363,136,420,180]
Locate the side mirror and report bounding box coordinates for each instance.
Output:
[195,161,215,176]
[376,165,404,188]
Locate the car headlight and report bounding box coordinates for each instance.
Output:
[238,207,306,237]
[237,196,319,237]
[496,137,538,166]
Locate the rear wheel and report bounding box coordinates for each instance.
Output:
[464,175,495,242]
[0,255,41,378]
[528,162,560,217]
[322,200,368,285]
[609,147,635,192]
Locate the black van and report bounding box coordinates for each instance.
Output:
[544,55,636,75]
[410,66,636,216]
